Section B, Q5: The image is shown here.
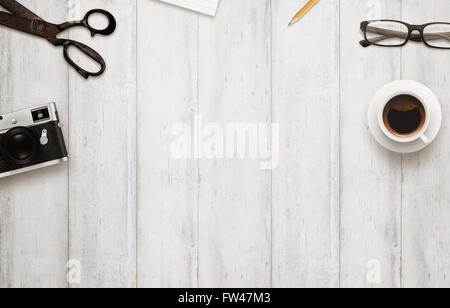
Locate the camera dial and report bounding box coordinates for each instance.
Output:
[3,127,36,165]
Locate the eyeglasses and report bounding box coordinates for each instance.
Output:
[360,20,450,49]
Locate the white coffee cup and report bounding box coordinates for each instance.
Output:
[378,91,431,145]
[369,80,442,154]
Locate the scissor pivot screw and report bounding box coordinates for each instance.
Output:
[34,22,46,32]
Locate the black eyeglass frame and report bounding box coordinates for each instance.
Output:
[360,20,450,49]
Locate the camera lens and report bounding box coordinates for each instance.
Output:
[3,127,36,165]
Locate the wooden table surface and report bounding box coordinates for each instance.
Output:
[1,0,450,288]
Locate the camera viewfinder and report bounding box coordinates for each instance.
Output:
[32,107,50,123]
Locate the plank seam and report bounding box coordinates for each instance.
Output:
[400,0,404,289]
[196,11,200,288]
[66,0,71,289]
[136,0,139,289]
[270,0,274,289]
[338,0,342,289]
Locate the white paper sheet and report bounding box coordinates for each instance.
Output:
[160,0,220,16]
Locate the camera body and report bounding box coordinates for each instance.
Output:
[0,103,68,178]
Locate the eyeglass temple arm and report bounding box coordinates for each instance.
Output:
[363,26,450,44]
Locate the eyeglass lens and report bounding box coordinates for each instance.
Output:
[423,23,450,48]
[366,21,409,46]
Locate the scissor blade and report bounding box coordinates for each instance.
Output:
[0,0,43,20]
[0,11,47,38]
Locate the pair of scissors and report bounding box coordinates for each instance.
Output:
[0,0,116,79]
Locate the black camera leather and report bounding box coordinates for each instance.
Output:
[0,121,68,173]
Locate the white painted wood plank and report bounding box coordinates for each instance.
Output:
[0,0,69,288]
[340,0,402,288]
[271,0,340,288]
[401,0,450,288]
[7,0,450,288]
[197,0,272,288]
[67,0,136,288]
[137,0,199,288]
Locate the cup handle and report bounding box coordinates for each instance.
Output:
[421,135,431,144]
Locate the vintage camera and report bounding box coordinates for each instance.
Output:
[0,103,68,178]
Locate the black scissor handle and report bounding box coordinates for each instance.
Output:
[58,9,116,37]
[51,39,106,79]
[82,9,116,36]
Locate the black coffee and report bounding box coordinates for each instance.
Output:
[383,95,426,137]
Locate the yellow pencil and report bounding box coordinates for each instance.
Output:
[289,0,319,26]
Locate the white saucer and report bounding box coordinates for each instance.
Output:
[368,80,442,154]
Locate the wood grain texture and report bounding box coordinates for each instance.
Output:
[0,0,69,288]
[67,0,137,288]
[137,0,199,288]
[2,0,450,288]
[197,0,272,288]
[272,0,340,288]
[340,0,402,288]
[401,0,450,288]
